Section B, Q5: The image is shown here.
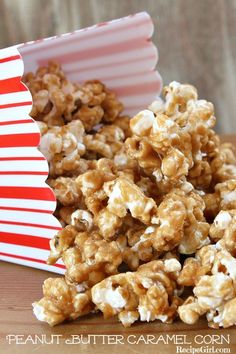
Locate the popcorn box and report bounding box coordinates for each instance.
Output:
[0,12,162,274]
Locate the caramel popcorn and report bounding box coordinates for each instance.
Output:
[178,243,236,328]
[48,177,81,206]
[28,64,236,329]
[103,176,158,225]
[130,188,209,259]
[33,278,93,326]
[126,82,219,193]
[215,179,236,210]
[210,210,236,256]
[23,62,124,128]
[39,120,86,176]
[92,259,182,327]
[48,228,123,288]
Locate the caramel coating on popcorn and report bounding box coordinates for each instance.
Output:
[91,259,182,327]
[33,278,93,326]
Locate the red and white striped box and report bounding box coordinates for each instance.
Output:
[0,12,162,274]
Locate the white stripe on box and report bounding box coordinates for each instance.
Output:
[0,160,48,171]
[0,122,39,135]
[0,242,64,264]
[0,59,24,80]
[0,222,58,238]
[0,90,32,106]
[0,147,43,158]
[1,242,49,260]
[0,107,32,121]
[0,243,64,266]
[0,254,64,274]
[0,45,20,60]
[0,209,61,227]
[0,198,56,211]
[0,175,49,187]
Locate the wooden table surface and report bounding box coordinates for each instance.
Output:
[1,134,236,354]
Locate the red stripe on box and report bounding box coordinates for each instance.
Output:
[0,171,48,175]
[0,101,32,109]
[0,77,28,94]
[0,119,34,126]
[0,219,61,230]
[0,231,50,250]
[0,157,45,161]
[0,206,53,214]
[0,186,55,201]
[0,55,21,64]
[0,133,40,147]
[0,252,65,269]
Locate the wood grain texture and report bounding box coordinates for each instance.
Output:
[0,134,236,354]
[0,0,236,133]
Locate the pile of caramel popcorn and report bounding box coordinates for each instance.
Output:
[24,63,236,328]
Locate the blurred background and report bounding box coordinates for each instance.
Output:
[0,0,235,133]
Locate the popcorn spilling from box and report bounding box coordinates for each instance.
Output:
[0,12,161,272]
[30,64,236,328]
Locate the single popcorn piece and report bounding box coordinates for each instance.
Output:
[211,143,236,183]
[48,225,78,264]
[101,91,124,122]
[103,176,158,225]
[215,179,236,210]
[203,192,220,221]
[163,81,198,116]
[129,109,155,137]
[84,124,125,159]
[91,260,182,327]
[210,210,236,256]
[178,243,236,328]
[70,209,94,231]
[48,177,82,206]
[33,278,93,326]
[39,120,86,177]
